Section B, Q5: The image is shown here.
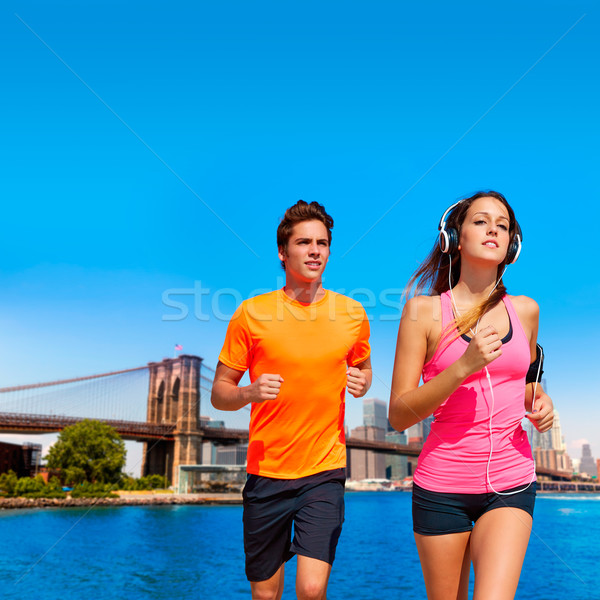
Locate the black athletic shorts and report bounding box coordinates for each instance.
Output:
[412,482,536,536]
[242,468,346,582]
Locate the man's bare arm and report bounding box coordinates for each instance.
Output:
[211,361,283,411]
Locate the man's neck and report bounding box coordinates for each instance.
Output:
[283,281,326,304]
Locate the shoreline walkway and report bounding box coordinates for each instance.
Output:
[0,491,243,510]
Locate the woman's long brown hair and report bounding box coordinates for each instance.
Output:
[406,191,518,337]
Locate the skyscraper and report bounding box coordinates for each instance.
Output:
[579,444,598,478]
[385,429,409,480]
[347,398,388,480]
[348,425,386,480]
[550,410,566,452]
[406,415,434,445]
[363,398,388,431]
[528,378,553,450]
[525,380,572,473]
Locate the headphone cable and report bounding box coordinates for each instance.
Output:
[448,255,536,495]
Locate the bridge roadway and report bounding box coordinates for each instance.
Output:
[0,412,420,453]
[0,412,570,480]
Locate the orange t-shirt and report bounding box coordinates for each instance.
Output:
[218,289,371,479]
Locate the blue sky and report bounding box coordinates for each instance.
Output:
[1,1,598,469]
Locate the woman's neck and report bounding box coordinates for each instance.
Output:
[452,264,501,308]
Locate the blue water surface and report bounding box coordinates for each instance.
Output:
[0,493,597,599]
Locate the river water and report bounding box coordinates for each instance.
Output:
[0,492,597,599]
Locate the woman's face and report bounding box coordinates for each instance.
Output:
[458,196,511,264]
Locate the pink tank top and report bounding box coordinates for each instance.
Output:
[414,291,535,493]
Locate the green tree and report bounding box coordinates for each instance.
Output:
[46,419,126,485]
[118,474,169,491]
[70,481,118,498]
[0,470,18,496]
[15,474,46,495]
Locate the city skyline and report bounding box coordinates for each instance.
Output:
[353,395,596,481]
[0,371,596,479]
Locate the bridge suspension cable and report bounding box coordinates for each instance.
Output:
[0,360,250,429]
[0,367,150,423]
[0,365,149,394]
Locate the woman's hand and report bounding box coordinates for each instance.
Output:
[526,389,554,432]
[457,325,503,378]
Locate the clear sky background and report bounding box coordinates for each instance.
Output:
[1,1,598,472]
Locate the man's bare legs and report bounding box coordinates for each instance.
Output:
[250,564,285,600]
[249,556,332,600]
[296,555,332,600]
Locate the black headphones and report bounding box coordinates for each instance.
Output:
[438,200,522,264]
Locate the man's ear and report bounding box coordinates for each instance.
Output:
[278,245,287,263]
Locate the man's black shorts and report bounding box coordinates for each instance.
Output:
[412,482,536,536]
[242,468,346,582]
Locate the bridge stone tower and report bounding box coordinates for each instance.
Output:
[141,354,204,487]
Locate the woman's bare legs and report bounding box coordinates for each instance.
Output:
[470,507,532,600]
[415,531,472,600]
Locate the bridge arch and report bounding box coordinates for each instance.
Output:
[155,380,165,423]
[170,377,180,422]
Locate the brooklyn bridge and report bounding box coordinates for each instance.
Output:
[0,355,570,487]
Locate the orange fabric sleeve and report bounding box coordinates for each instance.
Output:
[347,309,371,366]
[218,304,253,372]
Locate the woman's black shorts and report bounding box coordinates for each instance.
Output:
[412,482,536,536]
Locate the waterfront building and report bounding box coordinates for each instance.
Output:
[179,417,247,492]
[348,425,386,480]
[200,441,213,464]
[550,410,566,452]
[533,447,571,473]
[385,430,409,480]
[534,448,558,471]
[347,398,389,480]
[215,444,248,466]
[197,417,249,467]
[529,421,554,451]
[525,382,573,473]
[579,444,598,478]
[363,398,388,431]
[528,378,550,450]
[0,441,42,478]
[559,449,573,473]
[406,414,433,445]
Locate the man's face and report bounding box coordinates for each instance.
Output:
[278,220,330,285]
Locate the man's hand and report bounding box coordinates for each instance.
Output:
[211,363,283,411]
[346,367,370,398]
[247,373,284,403]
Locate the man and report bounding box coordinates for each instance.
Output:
[211,200,372,600]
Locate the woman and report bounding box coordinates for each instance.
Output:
[389,191,554,600]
